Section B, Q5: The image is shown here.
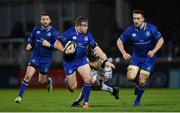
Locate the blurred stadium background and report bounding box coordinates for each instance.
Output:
[0,0,180,111]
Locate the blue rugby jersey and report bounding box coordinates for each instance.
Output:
[59,27,97,59]
[120,22,162,56]
[28,26,59,58]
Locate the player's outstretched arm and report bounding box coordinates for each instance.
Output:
[147,37,164,57]
[93,46,107,60]
[117,38,131,60]
[42,40,64,52]
[94,46,115,69]
[54,40,64,52]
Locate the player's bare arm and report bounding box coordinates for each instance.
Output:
[42,40,65,53]
[42,40,51,47]
[117,38,131,60]
[89,60,102,69]
[94,46,115,69]
[54,40,64,52]
[147,37,164,57]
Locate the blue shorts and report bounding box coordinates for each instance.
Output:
[28,53,52,75]
[130,55,156,72]
[63,57,88,76]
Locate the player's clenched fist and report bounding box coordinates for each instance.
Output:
[147,50,155,57]
[26,44,32,51]
[123,53,131,60]
[42,40,50,47]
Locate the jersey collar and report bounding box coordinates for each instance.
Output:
[41,26,52,31]
[140,22,147,30]
[74,27,79,35]
[134,22,147,31]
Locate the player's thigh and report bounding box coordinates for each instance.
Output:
[24,66,36,81]
[77,64,91,83]
[127,65,139,80]
[66,72,77,88]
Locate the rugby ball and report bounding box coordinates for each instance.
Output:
[63,41,77,62]
[64,41,76,54]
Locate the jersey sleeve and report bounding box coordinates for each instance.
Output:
[151,25,162,40]
[28,27,36,45]
[50,29,60,45]
[58,30,71,45]
[119,27,131,43]
[53,29,60,40]
[88,32,97,49]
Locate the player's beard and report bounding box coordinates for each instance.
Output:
[42,23,51,29]
[43,23,49,28]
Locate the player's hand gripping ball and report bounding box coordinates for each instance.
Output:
[64,41,76,55]
[63,41,77,62]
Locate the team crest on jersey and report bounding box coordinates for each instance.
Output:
[84,36,88,41]
[132,33,137,37]
[47,32,51,36]
[72,36,77,40]
[36,31,40,34]
[145,31,150,37]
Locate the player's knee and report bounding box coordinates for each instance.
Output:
[139,81,145,87]
[38,78,46,84]
[24,73,33,82]
[83,76,91,84]
[39,80,44,84]
[69,82,77,90]
[138,79,146,87]
[127,74,136,82]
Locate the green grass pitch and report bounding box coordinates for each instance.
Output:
[0,88,180,112]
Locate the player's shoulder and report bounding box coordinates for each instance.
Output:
[124,25,134,33]
[33,25,41,31]
[65,27,75,33]
[86,31,93,37]
[146,22,157,30]
[50,26,59,33]
[50,26,58,31]
[63,27,76,35]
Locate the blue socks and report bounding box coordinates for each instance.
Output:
[83,83,91,103]
[18,80,29,97]
[134,86,145,106]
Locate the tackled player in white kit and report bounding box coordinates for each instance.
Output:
[71,46,119,107]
